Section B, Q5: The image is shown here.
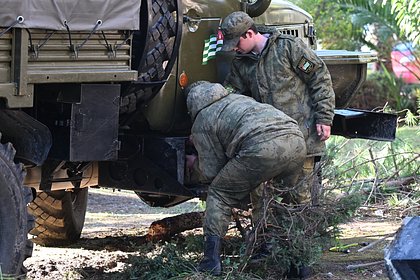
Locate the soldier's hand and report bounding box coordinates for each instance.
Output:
[186,154,197,169]
[316,124,331,141]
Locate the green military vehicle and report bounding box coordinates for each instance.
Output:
[0,0,396,277]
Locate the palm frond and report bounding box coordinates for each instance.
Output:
[336,0,401,37]
[391,0,420,46]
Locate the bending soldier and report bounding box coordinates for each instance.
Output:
[185,81,306,275]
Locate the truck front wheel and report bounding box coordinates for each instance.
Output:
[0,140,31,278]
[29,188,88,246]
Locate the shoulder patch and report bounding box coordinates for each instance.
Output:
[297,56,315,74]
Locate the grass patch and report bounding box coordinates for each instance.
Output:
[396,126,420,151]
[119,234,266,280]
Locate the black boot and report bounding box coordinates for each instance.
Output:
[198,235,222,276]
[286,264,314,279]
[249,242,270,263]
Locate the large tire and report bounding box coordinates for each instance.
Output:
[247,0,271,17]
[0,139,30,278]
[28,188,88,246]
[120,0,181,115]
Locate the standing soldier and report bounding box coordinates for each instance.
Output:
[221,11,335,205]
[185,81,306,275]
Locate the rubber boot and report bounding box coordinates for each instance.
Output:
[286,264,314,279]
[249,242,270,264]
[198,235,222,276]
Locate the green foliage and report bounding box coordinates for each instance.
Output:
[123,240,201,280]
[120,192,364,279]
[335,0,402,41]
[291,0,419,115]
[291,0,363,50]
[120,128,419,279]
[349,65,420,113]
[120,129,419,280]
[389,0,420,46]
[402,96,420,126]
[325,138,416,183]
[387,193,411,208]
[334,0,402,73]
[121,235,267,280]
[375,64,418,111]
[323,126,419,205]
[243,193,363,278]
[333,0,419,75]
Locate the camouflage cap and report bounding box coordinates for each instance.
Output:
[221,11,254,51]
[186,81,229,120]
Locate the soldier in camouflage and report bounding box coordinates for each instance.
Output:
[185,81,306,275]
[221,11,335,205]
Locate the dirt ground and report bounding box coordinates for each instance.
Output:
[24,188,403,280]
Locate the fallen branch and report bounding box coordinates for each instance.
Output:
[346,260,384,270]
[357,176,417,187]
[383,154,420,186]
[400,203,420,216]
[146,211,204,242]
[337,152,418,176]
[364,149,380,205]
[385,176,417,188]
[357,232,396,252]
[332,176,419,195]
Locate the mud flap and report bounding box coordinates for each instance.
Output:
[0,110,52,165]
[332,109,397,141]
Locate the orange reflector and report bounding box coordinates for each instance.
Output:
[179,71,188,89]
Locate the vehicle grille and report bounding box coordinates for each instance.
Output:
[278,29,299,37]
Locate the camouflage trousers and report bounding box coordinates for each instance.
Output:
[275,157,316,204]
[250,157,316,225]
[204,134,306,237]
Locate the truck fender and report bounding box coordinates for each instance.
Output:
[247,0,272,17]
[0,110,52,166]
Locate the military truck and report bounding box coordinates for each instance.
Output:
[0,0,396,277]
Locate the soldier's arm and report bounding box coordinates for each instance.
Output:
[287,38,335,128]
[191,125,227,182]
[224,59,251,96]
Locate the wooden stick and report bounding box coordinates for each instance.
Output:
[346,260,384,270]
[357,232,396,252]
[400,204,420,216]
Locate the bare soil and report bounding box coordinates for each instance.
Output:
[24,188,402,280]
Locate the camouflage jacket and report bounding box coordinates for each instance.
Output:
[225,31,335,156]
[188,85,302,181]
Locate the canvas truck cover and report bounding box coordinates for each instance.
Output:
[0,0,141,31]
